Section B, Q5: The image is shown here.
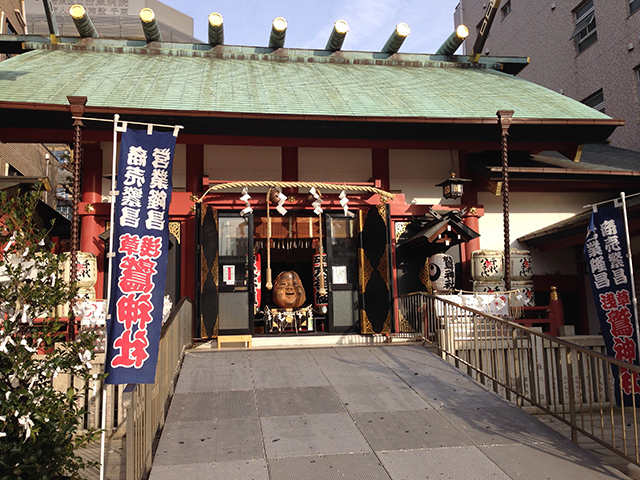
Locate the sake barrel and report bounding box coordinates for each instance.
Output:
[428,253,455,291]
[511,249,533,281]
[473,280,505,293]
[57,287,96,318]
[513,280,535,307]
[63,251,98,288]
[471,250,504,281]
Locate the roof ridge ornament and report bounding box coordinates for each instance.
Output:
[269,17,287,50]
[326,20,349,52]
[436,25,469,56]
[42,0,59,37]
[208,13,224,46]
[469,0,502,62]
[140,8,161,43]
[69,5,99,38]
[382,23,410,54]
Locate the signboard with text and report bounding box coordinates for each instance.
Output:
[105,128,176,384]
[585,205,640,404]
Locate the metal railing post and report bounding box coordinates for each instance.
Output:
[473,313,480,383]
[565,347,578,443]
[512,328,523,405]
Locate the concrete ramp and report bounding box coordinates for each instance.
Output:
[149,345,628,480]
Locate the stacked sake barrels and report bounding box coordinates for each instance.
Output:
[471,249,534,306]
[59,251,98,316]
[60,252,107,352]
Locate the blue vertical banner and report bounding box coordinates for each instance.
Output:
[585,205,640,404]
[105,128,176,384]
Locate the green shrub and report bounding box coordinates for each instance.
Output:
[0,185,102,479]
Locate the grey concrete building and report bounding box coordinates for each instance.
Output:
[455,0,640,151]
[25,0,197,42]
[0,0,57,209]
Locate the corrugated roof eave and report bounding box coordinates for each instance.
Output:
[0,48,618,123]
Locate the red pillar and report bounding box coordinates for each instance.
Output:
[183,217,196,302]
[282,147,298,194]
[80,143,105,297]
[183,144,204,302]
[548,286,564,337]
[459,150,480,288]
[372,149,390,192]
[186,144,204,194]
[462,211,481,291]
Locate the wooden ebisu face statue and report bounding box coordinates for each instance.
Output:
[273,271,306,309]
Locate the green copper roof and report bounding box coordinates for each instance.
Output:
[0,45,612,122]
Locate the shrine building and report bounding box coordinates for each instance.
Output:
[0,9,637,339]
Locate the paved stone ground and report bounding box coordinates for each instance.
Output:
[146,345,631,480]
[535,413,640,479]
[78,434,125,480]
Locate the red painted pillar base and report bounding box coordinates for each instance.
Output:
[548,286,564,337]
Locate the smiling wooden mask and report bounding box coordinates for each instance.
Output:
[273,271,306,309]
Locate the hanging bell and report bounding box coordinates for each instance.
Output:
[269,187,283,205]
[306,188,322,204]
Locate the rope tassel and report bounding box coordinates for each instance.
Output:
[266,188,273,290]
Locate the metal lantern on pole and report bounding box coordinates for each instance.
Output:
[436,172,471,199]
[436,151,471,199]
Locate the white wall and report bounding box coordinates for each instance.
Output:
[478,191,610,275]
[172,144,186,191]
[204,145,281,182]
[100,141,187,198]
[100,141,111,202]
[389,149,456,205]
[298,148,371,183]
[528,247,577,276]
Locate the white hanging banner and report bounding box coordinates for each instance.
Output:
[240,187,253,216]
[339,190,355,218]
[276,192,288,216]
[309,187,323,215]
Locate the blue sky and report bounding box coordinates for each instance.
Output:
[161,0,462,54]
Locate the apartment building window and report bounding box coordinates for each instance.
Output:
[5,16,16,35]
[501,0,512,19]
[582,89,605,113]
[6,164,21,176]
[631,0,640,15]
[571,0,597,53]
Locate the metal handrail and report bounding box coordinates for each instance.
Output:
[399,292,640,466]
